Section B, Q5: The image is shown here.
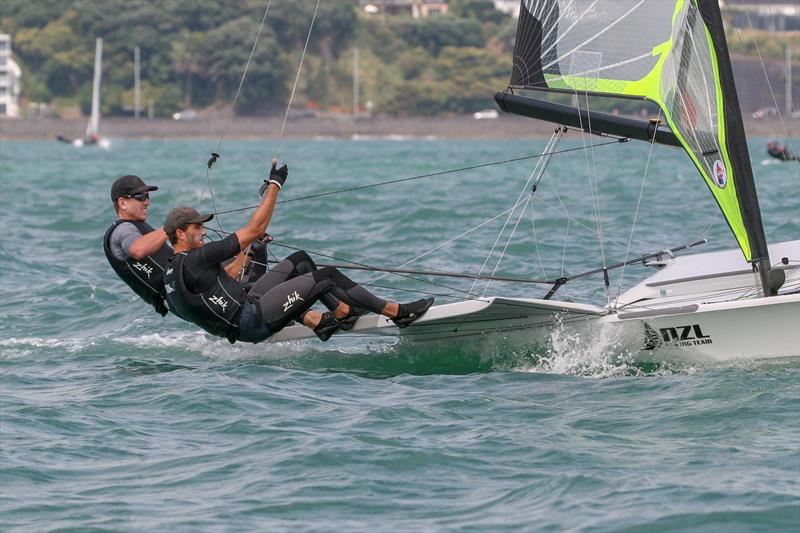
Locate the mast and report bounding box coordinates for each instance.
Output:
[353,46,360,116]
[786,45,793,115]
[86,37,102,138]
[698,0,773,296]
[134,46,141,119]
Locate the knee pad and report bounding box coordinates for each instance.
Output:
[288,250,315,269]
[314,266,355,289]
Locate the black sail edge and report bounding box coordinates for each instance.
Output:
[509,0,554,88]
[698,0,773,295]
[495,92,682,148]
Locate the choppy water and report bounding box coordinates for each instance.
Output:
[1,136,799,531]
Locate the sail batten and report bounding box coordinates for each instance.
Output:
[506,0,768,265]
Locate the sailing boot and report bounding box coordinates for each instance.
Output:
[391,297,434,328]
[336,306,365,332]
[313,312,340,342]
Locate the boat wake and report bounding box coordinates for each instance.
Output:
[1,328,790,379]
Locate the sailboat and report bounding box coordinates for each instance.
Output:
[59,38,109,148]
[268,0,799,362]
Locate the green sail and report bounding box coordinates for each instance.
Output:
[510,0,752,259]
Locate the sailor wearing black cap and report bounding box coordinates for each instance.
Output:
[163,161,433,344]
[103,174,172,316]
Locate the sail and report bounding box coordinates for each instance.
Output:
[86,38,102,139]
[509,0,760,261]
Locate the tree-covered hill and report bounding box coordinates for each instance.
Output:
[2,1,796,119]
[1,0,516,118]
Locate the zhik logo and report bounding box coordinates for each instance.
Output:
[132,262,154,278]
[282,291,304,312]
[209,295,229,311]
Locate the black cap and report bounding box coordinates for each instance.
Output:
[111,175,158,201]
[164,207,214,236]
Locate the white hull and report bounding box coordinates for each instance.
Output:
[268,240,800,365]
[606,294,800,363]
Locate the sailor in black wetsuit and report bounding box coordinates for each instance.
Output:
[163,161,433,343]
[103,175,172,316]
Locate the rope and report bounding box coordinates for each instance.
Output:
[481,131,563,296]
[210,141,622,216]
[370,202,523,283]
[530,205,548,279]
[276,0,320,156]
[614,108,663,307]
[268,241,496,300]
[470,163,539,295]
[201,0,273,231]
[216,0,273,155]
[576,90,611,305]
[740,9,796,150]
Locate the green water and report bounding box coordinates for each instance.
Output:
[1,137,798,531]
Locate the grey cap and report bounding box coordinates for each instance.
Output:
[111,175,158,201]
[164,206,214,236]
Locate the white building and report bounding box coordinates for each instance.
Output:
[721,0,800,31]
[0,34,22,117]
[493,0,519,16]
[361,1,449,18]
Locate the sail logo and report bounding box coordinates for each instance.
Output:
[282,291,304,312]
[643,323,713,350]
[209,295,228,312]
[712,160,727,188]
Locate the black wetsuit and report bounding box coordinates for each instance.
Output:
[165,234,391,343]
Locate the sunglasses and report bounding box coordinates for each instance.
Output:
[124,192,150,201]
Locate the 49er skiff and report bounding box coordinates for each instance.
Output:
[270,0,799,362]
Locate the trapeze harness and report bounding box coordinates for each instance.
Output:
[164,252,246,343]
[103,219,172,316]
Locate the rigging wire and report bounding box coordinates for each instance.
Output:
[259,241,483,300]
[481,130,565,297]
[209,141,622,216]
[561,218,570,278]
[576,89,611,305]
[201,0,274,232]
[740,7,796,153]
[530,205,548,279]
[276,0,321,156]
[469,151,543,295]
[216,0,273,156]
[369,195,539,286]
[613,108,663,307]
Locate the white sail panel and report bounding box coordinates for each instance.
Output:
[509,0,752,260]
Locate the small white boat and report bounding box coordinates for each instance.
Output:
[62,38,110,149]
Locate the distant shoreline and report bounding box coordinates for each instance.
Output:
[1,114,796,141]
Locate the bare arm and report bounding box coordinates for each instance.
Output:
[234,184,279,250]
[128,228,168,260]
[223,249,251,280]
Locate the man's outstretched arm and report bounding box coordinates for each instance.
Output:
[128,228,168,260]
[234,161,287,250]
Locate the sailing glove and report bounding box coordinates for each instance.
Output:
[248,234,271,257]
[259,161,289,195]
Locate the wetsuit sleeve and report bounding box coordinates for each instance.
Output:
[109,222,142,260]
[195,233,241,269]
[182,233,242,293]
